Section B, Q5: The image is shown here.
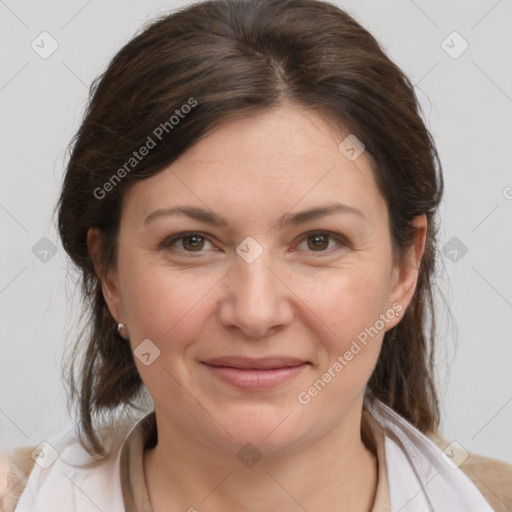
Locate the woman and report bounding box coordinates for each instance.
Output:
[3,0,511,511]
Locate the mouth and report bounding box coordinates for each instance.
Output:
[200,356,310,390]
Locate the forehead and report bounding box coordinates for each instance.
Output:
[122,105,387,229]
[171,105,372,176]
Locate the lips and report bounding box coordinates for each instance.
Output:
[202,356,307,370]
[201,356,309,390]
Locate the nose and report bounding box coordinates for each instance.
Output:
[218,252,294,339]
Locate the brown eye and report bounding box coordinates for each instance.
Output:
[181,235,205,251]
[295,231,346,253]
[161,232,214,253]
[307,234,330,251]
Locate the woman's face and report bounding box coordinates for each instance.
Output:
[93,104,425,454]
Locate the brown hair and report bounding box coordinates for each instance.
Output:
[57,0,444,457]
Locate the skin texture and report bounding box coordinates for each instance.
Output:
[88,104,427,512]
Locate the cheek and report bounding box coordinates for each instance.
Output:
[292,264,391,347]
[120,264,223,401]
[119,255,223,347]
[292,268,390,415]
[304,276,388,394]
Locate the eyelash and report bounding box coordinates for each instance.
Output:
[160,230,349,256]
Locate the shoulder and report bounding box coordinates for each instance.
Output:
[1,446,39,512]
[429,432,512,511]
[1,413,151,512]
[460,451,512,511]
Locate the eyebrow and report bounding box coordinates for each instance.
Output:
[143,202,366,228]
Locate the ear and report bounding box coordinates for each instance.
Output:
[86,227,126,325]
[386,214,428,327]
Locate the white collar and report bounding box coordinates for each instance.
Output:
[15,400,493,512]
[366,399,493,511]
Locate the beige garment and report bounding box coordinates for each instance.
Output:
[2,410,511,512]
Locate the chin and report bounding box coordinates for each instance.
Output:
[208,403,307,454]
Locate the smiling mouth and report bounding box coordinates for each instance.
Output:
[201,357,310,390]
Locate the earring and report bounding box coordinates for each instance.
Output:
[395,311,400,317]
[116,322,128,339]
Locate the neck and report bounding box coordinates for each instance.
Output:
[144,405,378,512]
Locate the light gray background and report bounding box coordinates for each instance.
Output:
[1,0,511,465]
